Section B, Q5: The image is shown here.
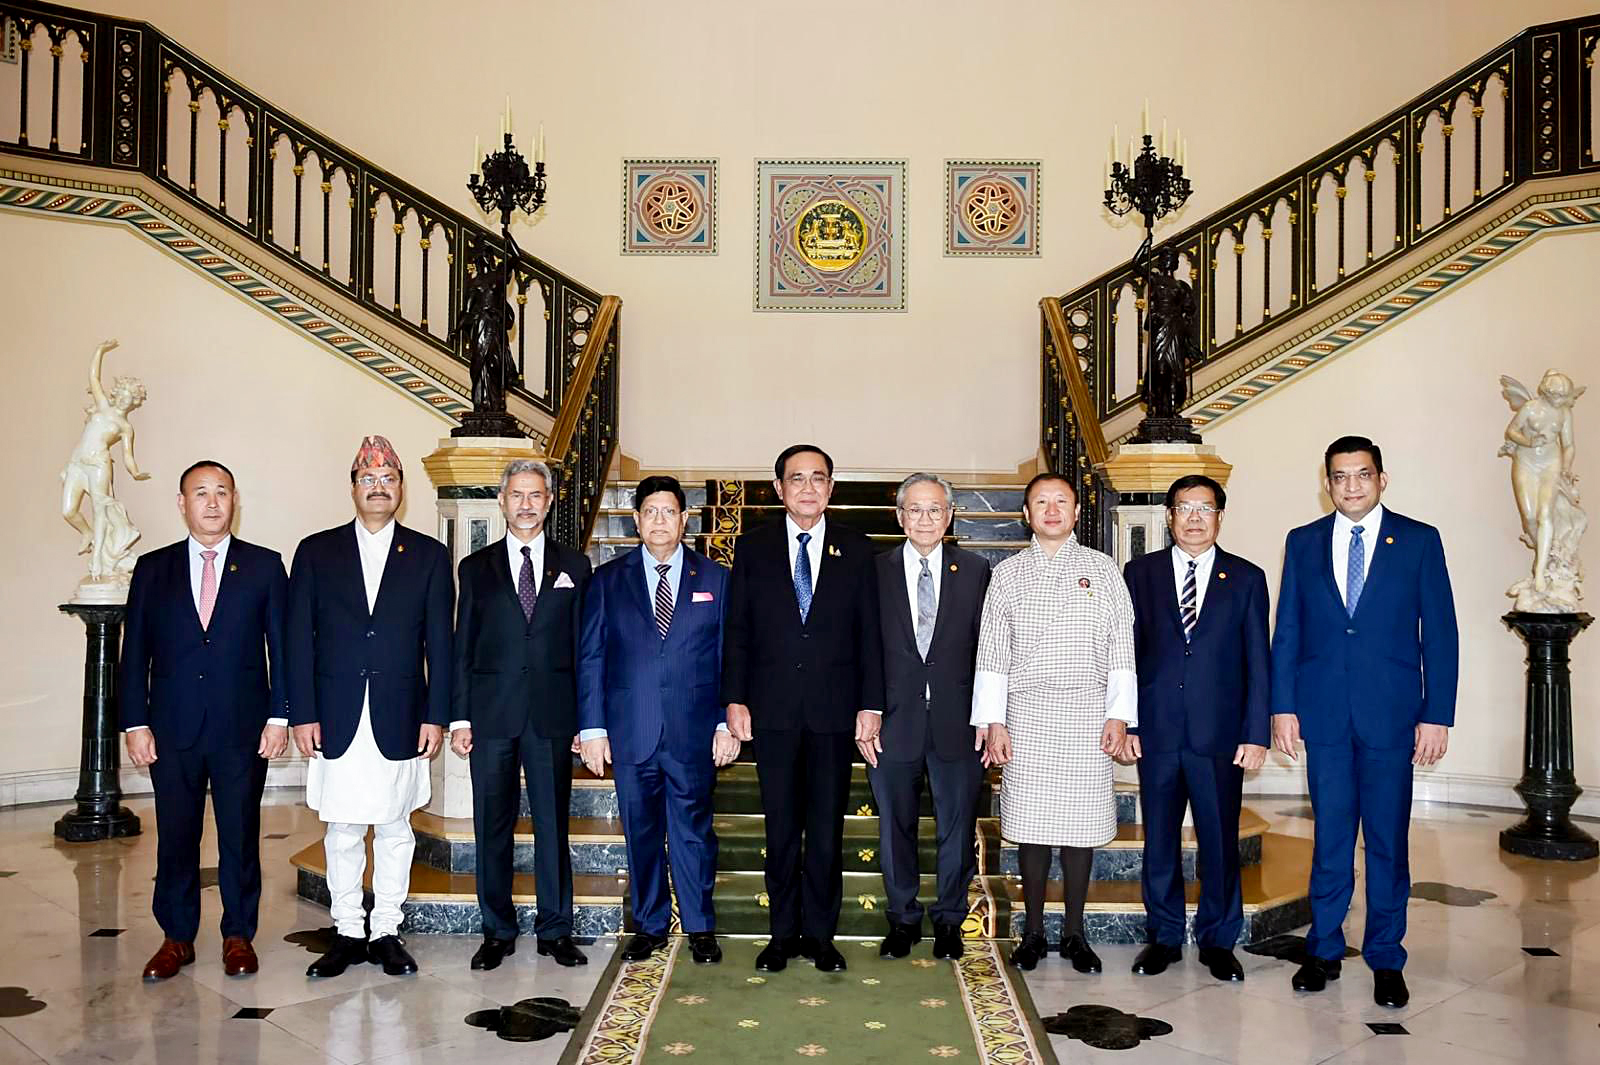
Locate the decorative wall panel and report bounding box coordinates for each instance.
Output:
[945,160,1040,256]
[754,158,906,312]
[622,159,716,254]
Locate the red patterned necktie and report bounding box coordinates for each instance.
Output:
[198,549,218,630]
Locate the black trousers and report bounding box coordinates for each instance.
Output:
[471,724,573,940]
[752,728,854,942]
[148,744,267,942]
[1137,749,1244,948]
[868,747,985,926]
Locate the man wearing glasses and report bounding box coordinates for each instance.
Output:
[723,444,884,974]
[1121,474,1269,983]
[866,473,991,961]
[1270,436,1458,1009]
[288,436,454,978]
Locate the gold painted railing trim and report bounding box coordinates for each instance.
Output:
[1039,296,1108,467]
[546,293,621,463]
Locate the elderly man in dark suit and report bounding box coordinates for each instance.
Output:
[450,458,592,971]
[864,473,991,962]
[122,460,288,981]
[288,436,454,979]
[1272,435,1458,1009]
[723,444,885,974]
[578,475,737,965]
[1123,474,1270,983]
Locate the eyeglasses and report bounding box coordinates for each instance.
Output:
[357,474,399,489]
[783,473,832,489]
[900,505,948,521]
[1328,470,1375,485]
[1171,502,1218,516]
[639,506,680,521]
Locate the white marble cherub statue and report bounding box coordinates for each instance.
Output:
[60,339,151,600]
[1499,370,1586,613]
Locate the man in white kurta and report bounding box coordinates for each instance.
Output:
[971,473,1136,973]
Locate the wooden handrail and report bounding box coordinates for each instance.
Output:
[1039,296,1108,467]
[546,293,621,462]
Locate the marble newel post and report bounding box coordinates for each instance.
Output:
[420,436,540,818]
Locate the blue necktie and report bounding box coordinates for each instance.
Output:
[794,532,814,623]
[1346,525,1365,617]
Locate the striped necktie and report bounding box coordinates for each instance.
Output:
[1180,559,1198,642]
[654,562,674,639]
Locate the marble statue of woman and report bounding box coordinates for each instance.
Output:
[1499,370,1586,613]
[60,339,151,601]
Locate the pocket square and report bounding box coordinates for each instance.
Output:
[553,572,576,589]
[692,590,715,603]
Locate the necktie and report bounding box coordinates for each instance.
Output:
[1180,559,1198,642]
[518,545,537,622]
[1346,525,1366,617]
[198,549,218,630]
[654,562,674,639]
[915,556,936,659]
[794,532,814,623]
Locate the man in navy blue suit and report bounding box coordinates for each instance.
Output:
[122,460,288,981]
[288,436,454,979]
[1271,435,1458,1009]
[577,475,737,965]
[1123,474,1269,983]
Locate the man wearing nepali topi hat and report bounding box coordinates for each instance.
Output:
[287,436,454,978]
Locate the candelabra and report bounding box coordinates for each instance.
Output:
[1104,113,1191,260]
[453,104,546,440]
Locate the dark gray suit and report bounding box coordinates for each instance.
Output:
[869,541,991,928]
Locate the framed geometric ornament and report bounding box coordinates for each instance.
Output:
[754,158,907,312]
[945,160,1040,256]
[622,159,717,254]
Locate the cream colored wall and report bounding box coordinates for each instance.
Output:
[1206,229,1600,792]
[0,209,448,783]
[99,0,1600,473]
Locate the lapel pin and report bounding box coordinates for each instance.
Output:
[1078,577,1091,588]
[689,569,697,577]
[1218,571,1228,580]
[949,563,958,572]
[396,544,405,553]
[828,544,842,557]
[1385,536,1394,544]
[228,564,238,572]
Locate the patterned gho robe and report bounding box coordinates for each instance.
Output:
[971,535,1137,847]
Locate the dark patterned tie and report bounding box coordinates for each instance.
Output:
[1346,525,1366,617]
[1180,559,1198,642]
[915,556,936,659]
[518,545,537,622]
[794,532,814,622]
[654,562,674,639]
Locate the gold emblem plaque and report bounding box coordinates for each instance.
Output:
[794,198,867,272]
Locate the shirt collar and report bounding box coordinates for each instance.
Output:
[785,512,826,544]
[188,533,231,559]
[1333,503,1384,536]
[507,529,545,561]
[1172,543,1217,568]
[354,518,396,545]
[640,542,684,572]
[904,539,943,573]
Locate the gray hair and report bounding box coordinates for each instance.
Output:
[500,458,554,494]
[895,471,955,509]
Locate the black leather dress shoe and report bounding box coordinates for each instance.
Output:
[306,934,370,978]
[879,921,923,958]
[368,934,418,976]
[1132,943,1183,976]
[790,935,821,960]
[813,941,847,973]
[470,937,515,971]
[1009,931,1048,971]
[620,933,669,961]
[1060,934,1102,974]
[1372,968,1409,1008]
[931,922,964,960]
[536,936,588,967]
[1291,956,1341,992]
[755,940,790,972]
[1198,947,1244,982]
[688,932,722,964]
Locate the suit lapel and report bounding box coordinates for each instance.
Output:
[369,526,407,619]
[528,541,563,625]
[667,551,702,641]
[171,544,205,635]
[341,523,373,620]
[206,540,241,632]
[1160,550,1188,641]
[1191,548,1231,639]
[1316,515,1344,612]
[624,548,656,629]
[498,536,531,619]
[1353,517,1392,620]
[926,545,959,652]
[882,544,917,653]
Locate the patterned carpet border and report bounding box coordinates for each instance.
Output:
[562,939,680,1065]
[956,941,1055,1064]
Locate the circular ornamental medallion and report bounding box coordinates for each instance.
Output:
[638,176,702,240]
[960,177,1025,239]
[793,198,868,272]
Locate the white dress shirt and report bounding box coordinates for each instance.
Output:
[1332,504,1384,604]
[1171,543,1217,615]
[355,518,395,607]
[785,512,826,591]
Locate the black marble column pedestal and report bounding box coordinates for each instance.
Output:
[1499,611,1595,861]
[55,603,141,843]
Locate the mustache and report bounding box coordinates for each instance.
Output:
[365,492,392,500]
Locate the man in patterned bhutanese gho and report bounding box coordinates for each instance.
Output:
[971,471,1137,974]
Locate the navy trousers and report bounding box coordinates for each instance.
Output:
[1305,736,1414,970]
[472,727,573,940]
[614,746,719,935]
[868,748,984,927]
[1137,749,1243,949]
[149,745,268,942]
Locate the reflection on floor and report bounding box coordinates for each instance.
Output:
[0,794,1594,1064]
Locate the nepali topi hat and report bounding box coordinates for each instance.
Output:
[352,435,403,474]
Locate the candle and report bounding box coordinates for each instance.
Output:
[1182,138,1189,167]
[537,122,545,165]
[472,134,480,175]
[1113,123,1120,165]
[505,95,513,137]
[500,112,506,140]
[1161,117,1168,157]
[1142,99,1149,136]
[1130,135,1138,167]
[1105,149,1111,187]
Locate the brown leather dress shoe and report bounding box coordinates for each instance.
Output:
[223,937,259,976]
[143,939,196,981]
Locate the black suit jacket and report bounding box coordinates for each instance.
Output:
[453,536,592,740]
[1124,546,1271,757]
[720,517,884,734]
[286,522,454,760]
[876,541,991,762]
[121,538,287,752]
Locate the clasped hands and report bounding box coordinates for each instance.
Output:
[290,722,442,759]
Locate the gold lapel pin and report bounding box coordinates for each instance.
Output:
[396,544,405,553]
[689,569,697,577]
[1385,536,1394,544]
[949,563,958,572]
[1218,571,1228,580]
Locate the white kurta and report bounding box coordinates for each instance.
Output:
[971,536,1137,847]
[306,519,431,825]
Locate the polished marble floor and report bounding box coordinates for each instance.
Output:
[0,794,1593,1064]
